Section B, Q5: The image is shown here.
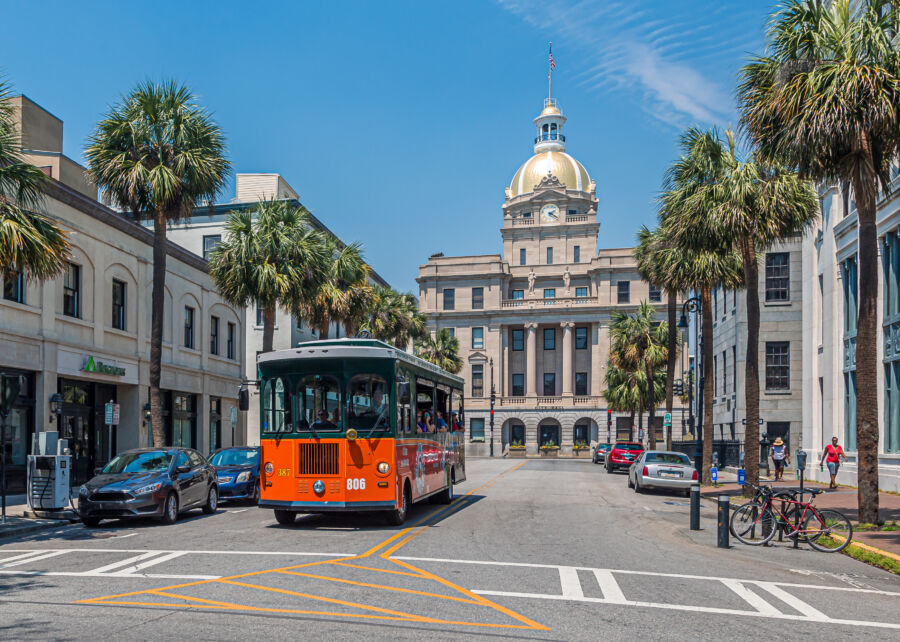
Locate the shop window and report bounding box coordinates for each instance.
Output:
[184,306,195,349]
[210,316,219,355]
[472,287,484,310]
[511,328,524,351]
[172,393,196,447]
[575,327,588,349]
[209,397,221,452]
[111,279,126,330]
[63,262,80,318]
[3,271,24,304]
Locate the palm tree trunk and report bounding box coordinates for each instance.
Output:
[851,142,880,524]
[637,401,643,442]
[646,360,657,450]
[262,305,276,353]
[701,287,714,484]
[629,410,635,440]
[149,211,167,447]
[318,321,330,340]
[665,290,677,450]
[742,238,761,494]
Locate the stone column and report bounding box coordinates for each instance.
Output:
[525,323,537,396]
[501,326,508,397]
[562,322,574,396]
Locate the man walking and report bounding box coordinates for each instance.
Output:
[770,437,790,482]
[820,436,848,490]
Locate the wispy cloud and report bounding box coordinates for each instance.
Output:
[497,0,763,128]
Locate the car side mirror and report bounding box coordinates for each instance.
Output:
[94,467,104,476]
[175,465,191,474]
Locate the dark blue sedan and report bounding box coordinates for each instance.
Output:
[209,447,260,503]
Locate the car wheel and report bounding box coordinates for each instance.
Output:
[605,464,611,474]
[248,480,260,504]
[202,486,218,514]
[161,493,179,525]
[627,474,634,488]
[387,482,410,525]
[81,516,100,528]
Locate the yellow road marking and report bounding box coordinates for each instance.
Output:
[78,460,546,630]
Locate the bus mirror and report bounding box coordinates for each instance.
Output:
[398,382,411,404]
[239,387,250,412]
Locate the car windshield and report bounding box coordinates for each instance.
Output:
[645,453,691,464]
[103,451,172,474]
[617,443,643,451]
[210,449,259,467]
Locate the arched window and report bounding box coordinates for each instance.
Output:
[550,123,557,140]
[541,124,549,140]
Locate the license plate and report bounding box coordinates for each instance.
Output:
[217,476,233,483]
[659,471,682,479]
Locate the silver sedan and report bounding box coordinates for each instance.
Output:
[628,451,697,497]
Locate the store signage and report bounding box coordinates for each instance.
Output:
[83,355,126,377]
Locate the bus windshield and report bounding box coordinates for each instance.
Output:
[346,374,390,434]
[297,374,342,432]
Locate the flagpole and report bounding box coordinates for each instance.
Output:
[548,41,552,100]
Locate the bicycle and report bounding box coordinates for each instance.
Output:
[730,483,852,552]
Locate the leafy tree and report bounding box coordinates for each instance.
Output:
[662,127,817,490]
[0,78,69,280]
[208,199,327,353]
[416,328,463,374]
[85,82,229,446]
[364,286,426,349]
[738,0,900,522]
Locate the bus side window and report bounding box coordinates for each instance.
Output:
[416,378,434,432]
[450,390,464,431]
[435,384,450,432]
[397,374,411,433]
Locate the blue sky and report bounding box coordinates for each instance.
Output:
[2,0,773,292]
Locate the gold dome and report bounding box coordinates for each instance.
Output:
[540,103,561,116]
[509,151,591,197]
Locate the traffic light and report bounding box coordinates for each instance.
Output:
[490,390,496,406]
[606,408,612,427]
[673,379,684,396]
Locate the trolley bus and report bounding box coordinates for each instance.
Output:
[252,338,466,525]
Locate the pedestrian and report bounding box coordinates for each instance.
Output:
[819,436,848,490]
[770,438,790,482]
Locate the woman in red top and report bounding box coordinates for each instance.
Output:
[819,436,848,489]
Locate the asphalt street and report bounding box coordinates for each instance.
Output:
[1,458,899,640]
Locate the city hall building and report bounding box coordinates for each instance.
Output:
[417,97,681,457]
[0,96,246,491]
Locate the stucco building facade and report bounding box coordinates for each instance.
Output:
[418,98,681,457]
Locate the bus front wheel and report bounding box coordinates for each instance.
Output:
[274,509,296,525]
[386,483,410,525]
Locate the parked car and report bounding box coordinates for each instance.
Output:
[605,441,644,473]
[77,447,218,527]
[628,450,697,496]
[592,443,612,464]
[209,446,260,503]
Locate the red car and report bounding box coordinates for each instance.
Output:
[605,441,644,473]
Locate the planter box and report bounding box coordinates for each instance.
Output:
[540,448,559,458]
[508,448,527,458]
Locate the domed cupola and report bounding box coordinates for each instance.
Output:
[534,98,566,153]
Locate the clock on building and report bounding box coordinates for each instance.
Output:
[540,204,560,223]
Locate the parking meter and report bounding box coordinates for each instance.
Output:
[797,449,807,472]
[712,451,719,469]
[759,433,771,474]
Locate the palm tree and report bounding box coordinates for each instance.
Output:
[208,200,326,353]
[662,127,817,489]
[416,328,463,374]
[653,217,743,483]
[635,226,679,448]
[364,287,427,349]
[299,238,371,339]
[85,81,230,446]
[738,0,900,522]
[604,360,666,437]
[0,78,69,280]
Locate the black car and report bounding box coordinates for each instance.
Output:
[77,447,218,527]
[209,447,260,503]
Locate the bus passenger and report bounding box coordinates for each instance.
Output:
[331,408,341,428]
[435,411,449,432]
[451,411,462,431]
[416,411,427,433]
[423,412,435,432]
[314,409,336,429]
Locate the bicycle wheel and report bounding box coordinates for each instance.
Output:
[774,493,808,542]
[731,502,777,546]
[805,509,853,553]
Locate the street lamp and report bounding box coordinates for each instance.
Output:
[679,296,704,475]
[489,358,495,457]
[48,393,63,423]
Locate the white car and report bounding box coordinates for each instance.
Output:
[628,451,697,497]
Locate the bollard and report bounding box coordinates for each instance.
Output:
[690,483,700,531]
[717,495,730,548]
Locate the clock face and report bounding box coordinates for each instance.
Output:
[540,204,560,223]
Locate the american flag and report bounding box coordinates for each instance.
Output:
[549,42,556,76]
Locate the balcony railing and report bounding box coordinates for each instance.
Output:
[573,395,602,404]
[511,217,535,226]
[534,133,566,144]
[500,397,526,405]
[565,214,589,222]
[501,296,594,309]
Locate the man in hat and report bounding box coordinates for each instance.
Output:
[769,437,790,482]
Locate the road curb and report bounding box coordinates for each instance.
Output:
[0,518,67,541]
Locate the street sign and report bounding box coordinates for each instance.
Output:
[231,406,237,426]
[112,404,120,425]
[710,467,718,483]
[663,412,672,426]
[104,402,114,425]
[742,418,765,425]
[737,469,745,485]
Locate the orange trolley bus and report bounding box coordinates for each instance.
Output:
[254,338,466,525]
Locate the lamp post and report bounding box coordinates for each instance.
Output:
[678,296,703,475]
[48,393,63,423]
[489,358,495,457]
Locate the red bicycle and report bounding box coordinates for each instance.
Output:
[730,483,852,552]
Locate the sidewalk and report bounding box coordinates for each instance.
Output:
[0,493,78,541]
[701,471,900,558]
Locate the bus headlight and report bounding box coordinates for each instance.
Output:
[376,461,390,475]
[346,429,358,440]
[264,462,274,475]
